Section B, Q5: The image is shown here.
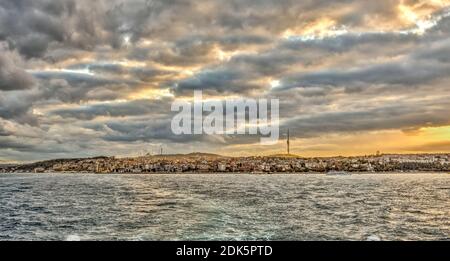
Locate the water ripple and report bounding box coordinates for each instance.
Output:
[0,173,449,241]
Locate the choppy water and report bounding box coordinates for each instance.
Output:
[0,173,449,241]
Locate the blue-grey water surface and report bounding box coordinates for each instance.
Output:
[0,173,449,241]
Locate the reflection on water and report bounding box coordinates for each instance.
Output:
[0,173,449,240]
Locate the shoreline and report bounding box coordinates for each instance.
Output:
[2,153,449,174]
[1,171,448,175]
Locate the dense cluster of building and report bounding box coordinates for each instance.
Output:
[1,153,450,174]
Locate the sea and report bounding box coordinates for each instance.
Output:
[0,173,448,241]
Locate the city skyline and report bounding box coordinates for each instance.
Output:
[1,0,450,162]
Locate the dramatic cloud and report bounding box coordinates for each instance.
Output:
[276,38,450,90]
[49,98,174,120]
[1,0,450,161]
[0,48,34,91]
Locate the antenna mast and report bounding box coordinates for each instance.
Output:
[287,129,290,155]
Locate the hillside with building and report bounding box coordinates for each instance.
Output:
[1,153,449,174]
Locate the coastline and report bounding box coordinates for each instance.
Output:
[1,153,449,174]
[1,171,448,175]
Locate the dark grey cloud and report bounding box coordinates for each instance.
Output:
[0,137,34,150]
[31,71,124,86]
[282,98,450,138]
[0,90,39,125]
[31,70,142,103]
[66,62,176,82]
[0,50,34,91]
[89,118,223,144]
[278,62,448,89]
[0,136,75,154]
[275,40,450,91]
[101,119,182,142]
[49,97,174,120]
[0,0,73,58]
[413,39,450,63]
[171,67,264,95]
[428,11,450,35]
[130,67,176,82]
[229,52,300,77]
[0,0,116,57]
[16,34,52,58]
[281,32,418,54]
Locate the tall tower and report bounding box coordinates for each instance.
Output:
[287,129,290,155]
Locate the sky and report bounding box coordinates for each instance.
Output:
[1,0,450,162]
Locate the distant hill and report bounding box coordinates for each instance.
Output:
[266,154,303,158]
[0,159,16,167]
[185,152,223,157]
[152,152,305,159]
[148,152,225,159]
